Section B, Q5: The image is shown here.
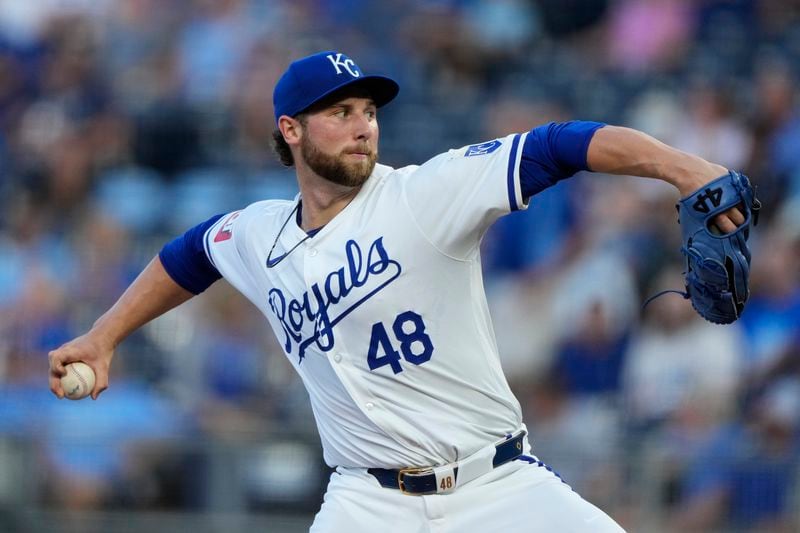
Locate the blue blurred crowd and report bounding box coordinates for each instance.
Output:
[1,1,800,531]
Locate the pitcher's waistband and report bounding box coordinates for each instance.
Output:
[367,430,526,495]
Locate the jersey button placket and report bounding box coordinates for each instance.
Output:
[308,248,318,257]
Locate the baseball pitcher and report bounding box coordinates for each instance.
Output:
[48,51,758,532]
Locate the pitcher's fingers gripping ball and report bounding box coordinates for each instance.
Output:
[60,362,96,400]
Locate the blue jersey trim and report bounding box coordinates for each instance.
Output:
[506,133,522,211]
[516,455,570,486]
[159,214,224,295]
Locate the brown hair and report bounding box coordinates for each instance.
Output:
[271,114,308,167]
[271,129,294,167]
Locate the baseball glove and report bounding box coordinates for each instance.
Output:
[676,171,761,324]
[643,171,761,324]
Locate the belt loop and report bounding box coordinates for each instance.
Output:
[432,465,457,494]
[453,443,495,489]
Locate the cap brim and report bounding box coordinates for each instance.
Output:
[352,75,400,108]
[299,75,399,115]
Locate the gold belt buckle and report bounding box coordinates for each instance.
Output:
[397,466,432,495]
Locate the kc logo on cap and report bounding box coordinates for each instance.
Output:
[326,53,361,78]
[273,50,399,126]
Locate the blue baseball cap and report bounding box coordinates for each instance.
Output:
[273,51,399,125]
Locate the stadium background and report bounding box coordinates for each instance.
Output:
[1,0,799,531]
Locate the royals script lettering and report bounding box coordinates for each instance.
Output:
[268,237,402,362]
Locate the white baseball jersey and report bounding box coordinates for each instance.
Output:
[204,132,531,469]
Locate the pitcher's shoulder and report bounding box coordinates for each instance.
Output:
[374,162,429,183]
[241,198,296,221]
[209,198,295,241]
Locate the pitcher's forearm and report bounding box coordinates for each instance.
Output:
[586,126,728,197]
[91,256,195,348]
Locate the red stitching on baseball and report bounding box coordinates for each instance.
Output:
[69,365,89,395]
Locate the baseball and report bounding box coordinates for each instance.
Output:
[60,362,96,400]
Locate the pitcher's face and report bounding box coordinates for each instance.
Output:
[299,95,379,187]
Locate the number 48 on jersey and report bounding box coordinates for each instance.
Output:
[367,311,434,374]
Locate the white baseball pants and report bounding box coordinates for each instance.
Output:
[310,457,626,532]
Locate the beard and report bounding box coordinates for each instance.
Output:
[300,134,377,187]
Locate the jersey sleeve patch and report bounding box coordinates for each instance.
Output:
[213,211,241,242]
[464,139,502,157]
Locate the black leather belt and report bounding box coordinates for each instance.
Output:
[368,431,526,495]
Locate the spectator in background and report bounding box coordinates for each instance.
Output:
[0,266,195,512]
[739,214,800,410]
[747,61,800,214]
[667,80,753,172]
[605,0,695,73]
[461,0,539,61]
[518,239,639,516]
[177,0,257,106]
[548,235,638,400]
[623,267,745,527]
[39,367,196,511]
[738,227,800,375]
[520,373,625,520]
[177,283,287,438]
[551,300,629,398]
[670,379,800,532]
[623,267,742,431]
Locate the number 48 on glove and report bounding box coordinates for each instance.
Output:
[645,171,761,324]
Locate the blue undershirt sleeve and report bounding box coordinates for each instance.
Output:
[520,121,606,198]
[159,214,224,295]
